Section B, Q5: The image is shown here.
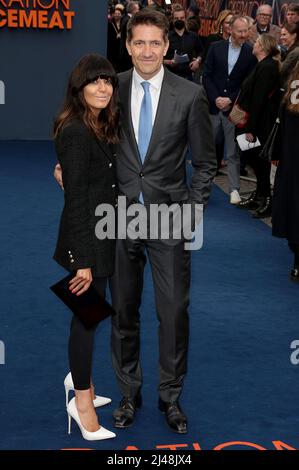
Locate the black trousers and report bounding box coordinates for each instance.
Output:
[244,146,271,197]
[68,277,107,390]
[289,242,299,268]
[110,237,191,403]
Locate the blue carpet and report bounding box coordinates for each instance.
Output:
[0,142,298,450]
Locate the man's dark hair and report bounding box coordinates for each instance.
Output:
[283,20,299,42]
[126,9,169,42]
[288,3,299,14]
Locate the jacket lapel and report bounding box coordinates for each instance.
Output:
[120,71,142,165]
[229,43,245,77]
[119,69,176,167]
[143,69,176,165]
[224,41,230,77]
[94,138,114,163]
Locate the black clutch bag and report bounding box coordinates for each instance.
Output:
[50,274,115,329]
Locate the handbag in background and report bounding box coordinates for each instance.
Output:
[258,116,281,162]
[228,103,249,128]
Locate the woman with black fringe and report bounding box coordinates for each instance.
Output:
[53,54,119,440]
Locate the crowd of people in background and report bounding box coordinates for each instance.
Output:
[107,1,299,74]
[51,2,299,445]
[106,1,299,281]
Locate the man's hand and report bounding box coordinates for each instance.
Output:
[69,268,93,296]
[189,57,201,72]
[245,133,255,142]
[215,97,232,111]
[164,59,175,66]
[54,163,64,190]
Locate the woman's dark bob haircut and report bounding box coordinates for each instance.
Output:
[54,54,120,144]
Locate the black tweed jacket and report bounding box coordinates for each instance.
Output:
[53,119,117,278]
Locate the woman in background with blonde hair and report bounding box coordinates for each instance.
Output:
[236,33,281,218]
[244,15,255,43]
[201,10,233,63]
[272,63,299,281]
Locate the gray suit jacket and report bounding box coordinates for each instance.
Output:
[116,68,216,207]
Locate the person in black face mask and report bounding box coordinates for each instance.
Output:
[174,18,185,30]
[164,4,203,80]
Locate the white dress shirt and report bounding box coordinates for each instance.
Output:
[228,37,242,75]
[131,66,164,144]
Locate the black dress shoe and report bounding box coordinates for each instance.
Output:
[158,398,188,434]
[113,395,142,428]
[290,268,299,282]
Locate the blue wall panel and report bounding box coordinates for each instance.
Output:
[0,1,108,139]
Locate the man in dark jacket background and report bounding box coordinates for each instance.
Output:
[202,15,256,205]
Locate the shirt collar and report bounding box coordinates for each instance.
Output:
[257,24,270,33]
[229,37,241,50]
[174,28,187,37]
[132,66,164,91]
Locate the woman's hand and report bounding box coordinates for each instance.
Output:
[54,163,64,190]
[69,268,93,296]
[245,133,255,142]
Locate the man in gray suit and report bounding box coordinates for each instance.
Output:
[111,10,216,433]
[55,10,216,434]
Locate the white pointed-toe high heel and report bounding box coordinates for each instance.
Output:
[67,397,116,441]
[64,372,112,408]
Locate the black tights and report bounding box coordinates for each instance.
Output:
[244,147,271,197]
[68,277,107,390]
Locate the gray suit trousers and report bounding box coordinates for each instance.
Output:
[111,236,190,403]
[210,112,240,192]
